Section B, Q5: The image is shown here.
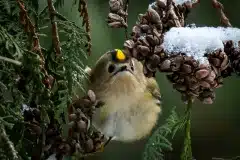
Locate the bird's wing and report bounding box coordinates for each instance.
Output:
[99,103,109,123]
[145,77,162,106]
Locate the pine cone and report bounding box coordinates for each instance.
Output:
[72,90,104,119]
[67,108,105,154]
[66,90,105,155]
[43,90,105,159]
[22,107,69,159]
[107,0,128,28]
[23,108,41,123]
[208,49,230,77]
[224,40,240,75]
[22,89,106,159]
[122,0,230,104]
[123,0,188,76]
[23,108,43,135]
[161,54,219,104]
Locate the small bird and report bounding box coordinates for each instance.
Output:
[86,49,162,142]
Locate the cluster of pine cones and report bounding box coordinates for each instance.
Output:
[23,90,105,160]
[122,0,240,104]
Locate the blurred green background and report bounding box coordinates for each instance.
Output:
[42,0,240,159]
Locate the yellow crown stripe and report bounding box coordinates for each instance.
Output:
[115,49,126,61]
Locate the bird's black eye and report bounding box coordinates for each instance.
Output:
[108,64,115,73]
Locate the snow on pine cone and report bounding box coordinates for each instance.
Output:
[123,0,193,76]
[123,0,240,104]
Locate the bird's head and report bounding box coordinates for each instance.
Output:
[87,49,146,97]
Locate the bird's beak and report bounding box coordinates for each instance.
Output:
[112,63,133,77]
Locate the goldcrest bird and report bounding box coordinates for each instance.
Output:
[85,49,162,142]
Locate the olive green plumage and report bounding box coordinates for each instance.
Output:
[86,49,162,142]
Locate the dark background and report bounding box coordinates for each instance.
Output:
[40,0,240,159]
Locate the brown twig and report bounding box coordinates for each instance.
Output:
[79,0,92,56]
[212,0,232,27]
[124,0,129,39]
[47,0,62,56]
[16,0,51,88]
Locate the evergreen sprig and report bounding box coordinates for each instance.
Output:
[180,99,193,160]
[142,104,192,160]
[0,0,88,159]
[142,107,182,160]
[58,20,88,93]
[0,124,20,160]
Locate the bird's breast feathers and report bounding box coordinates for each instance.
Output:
[92,89,161,142]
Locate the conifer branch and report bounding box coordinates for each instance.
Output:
[0,125,19,160]
[0,55,22,66]
[142,107,180,160]
[16,0,50,87]
[17,0,45,67]
[78,0,92,55]
[180,99,193,160]
[47,0,62,56]
[124,0,129,39]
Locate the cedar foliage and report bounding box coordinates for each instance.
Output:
[0,0,88,159]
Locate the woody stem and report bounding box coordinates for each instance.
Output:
[180,98,193,160]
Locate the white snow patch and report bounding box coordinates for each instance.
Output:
[161,27,240,64]
[174,0,198,5]
[148,2,157,9]
[21,104,30,114]
[148,0,197,8]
